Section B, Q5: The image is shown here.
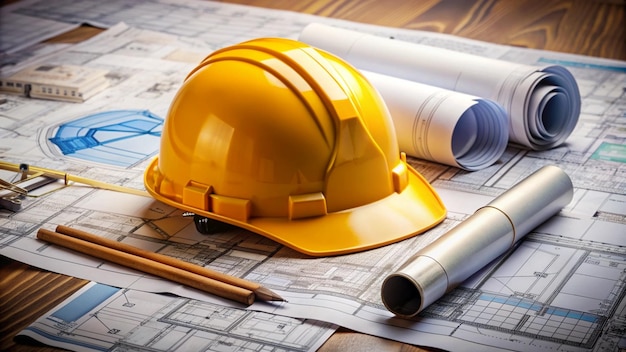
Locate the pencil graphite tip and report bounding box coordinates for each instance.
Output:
[255,286,287,302]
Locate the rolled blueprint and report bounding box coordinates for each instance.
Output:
[300,23,581,150]
[381,165,573,317]
[363,70,508,170]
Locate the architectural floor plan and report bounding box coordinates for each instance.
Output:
[21,282,336,352]
[1,0,625,351]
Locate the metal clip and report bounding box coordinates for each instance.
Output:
[0,169,57,211]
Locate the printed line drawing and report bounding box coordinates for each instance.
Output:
[23,282,334,352]
[1,1,624,351]
[47,110,163,168]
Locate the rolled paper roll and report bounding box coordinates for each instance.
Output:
[363,70,508,170]
[380,165,574,317]
[300,23,581,150]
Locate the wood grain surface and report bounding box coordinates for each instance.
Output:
[1,0,625,351]
[220,0,626,60]
[0,257,88,351]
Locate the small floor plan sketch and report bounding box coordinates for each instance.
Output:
[47,109,163,168]
[20,282,336,352]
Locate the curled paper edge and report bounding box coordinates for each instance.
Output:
[364,70,509,171]
[507,65,581,150]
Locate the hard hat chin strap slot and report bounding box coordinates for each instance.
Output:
[182,180,251,222]
[210,194,251,222]
[392,153,410,193]
[288,192,327,220]
[182,181,212,210]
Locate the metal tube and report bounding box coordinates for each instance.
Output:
[381,165,573,317]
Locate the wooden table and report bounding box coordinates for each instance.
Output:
[1,1,624,351]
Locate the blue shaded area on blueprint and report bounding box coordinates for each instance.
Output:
[49,110,162,167]
[478,293,599,323]
[51,284,119,322]
[538,57,626,73]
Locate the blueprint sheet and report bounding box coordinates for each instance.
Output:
[1,0,625,351]
[19,282,336,352]
[0,4,79,55]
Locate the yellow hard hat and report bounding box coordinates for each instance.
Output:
[144,37,446,256]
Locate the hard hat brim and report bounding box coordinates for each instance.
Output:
[145,157,446,257]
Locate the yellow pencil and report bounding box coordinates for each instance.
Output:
[55,225,284,302]
[37,227,284,305]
